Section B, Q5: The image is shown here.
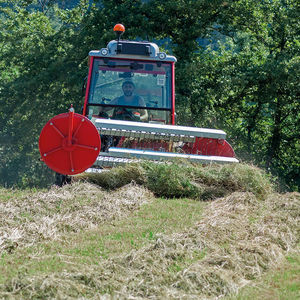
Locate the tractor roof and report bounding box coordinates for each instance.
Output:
[89,40,177,62]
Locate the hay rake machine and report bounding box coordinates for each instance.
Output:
[39,24,238,180]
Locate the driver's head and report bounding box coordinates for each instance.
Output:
[122,81,135,97]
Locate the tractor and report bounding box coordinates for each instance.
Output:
[39,24,238,181]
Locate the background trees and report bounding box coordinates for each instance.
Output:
[0,0,299,190]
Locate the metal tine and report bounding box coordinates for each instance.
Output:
[95,119,227,140]
[98,124,196,143]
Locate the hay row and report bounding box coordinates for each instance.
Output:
[0,182,152,254]
[1,191,299,299]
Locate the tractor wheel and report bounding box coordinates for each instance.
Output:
[55,173,72,187]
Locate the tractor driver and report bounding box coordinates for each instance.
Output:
[99,80,148,122]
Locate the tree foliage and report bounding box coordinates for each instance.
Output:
[0,0,90,186]
[0,0,299,190]
[187,0,300,190]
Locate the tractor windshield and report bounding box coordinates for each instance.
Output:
[86,58,173,124]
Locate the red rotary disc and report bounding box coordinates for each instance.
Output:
[39,113,101,175]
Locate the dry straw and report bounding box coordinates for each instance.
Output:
[0,163,299,298]
[0,182,152,253]
[1,190,299,298]
[79,162,274,199]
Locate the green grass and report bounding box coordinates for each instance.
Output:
[228,253,300,300]
[0,196,206,284]
[0,187,40,202]
[0,163,298,298]
[66,197,205,257]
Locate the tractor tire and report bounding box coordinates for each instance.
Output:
[55,173,72,187]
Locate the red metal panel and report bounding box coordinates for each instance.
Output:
[182,137,235,157]
[82,56,94,116]
[171,62,175,125]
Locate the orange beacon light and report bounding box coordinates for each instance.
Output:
[113,24,125,41]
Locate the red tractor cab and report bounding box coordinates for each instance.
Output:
[83,37,176,126]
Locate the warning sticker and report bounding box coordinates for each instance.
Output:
[157,75,166,86]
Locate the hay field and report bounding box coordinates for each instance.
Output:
[0,163,299,299]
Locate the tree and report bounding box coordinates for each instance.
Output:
[184,0,300,189]
[0,0,298,190]
[0,0,91,186]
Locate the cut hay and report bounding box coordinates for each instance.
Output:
[0,182,153,254]
[2,191,299,299]
[76,164,146,190]
[80,162,273,200]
